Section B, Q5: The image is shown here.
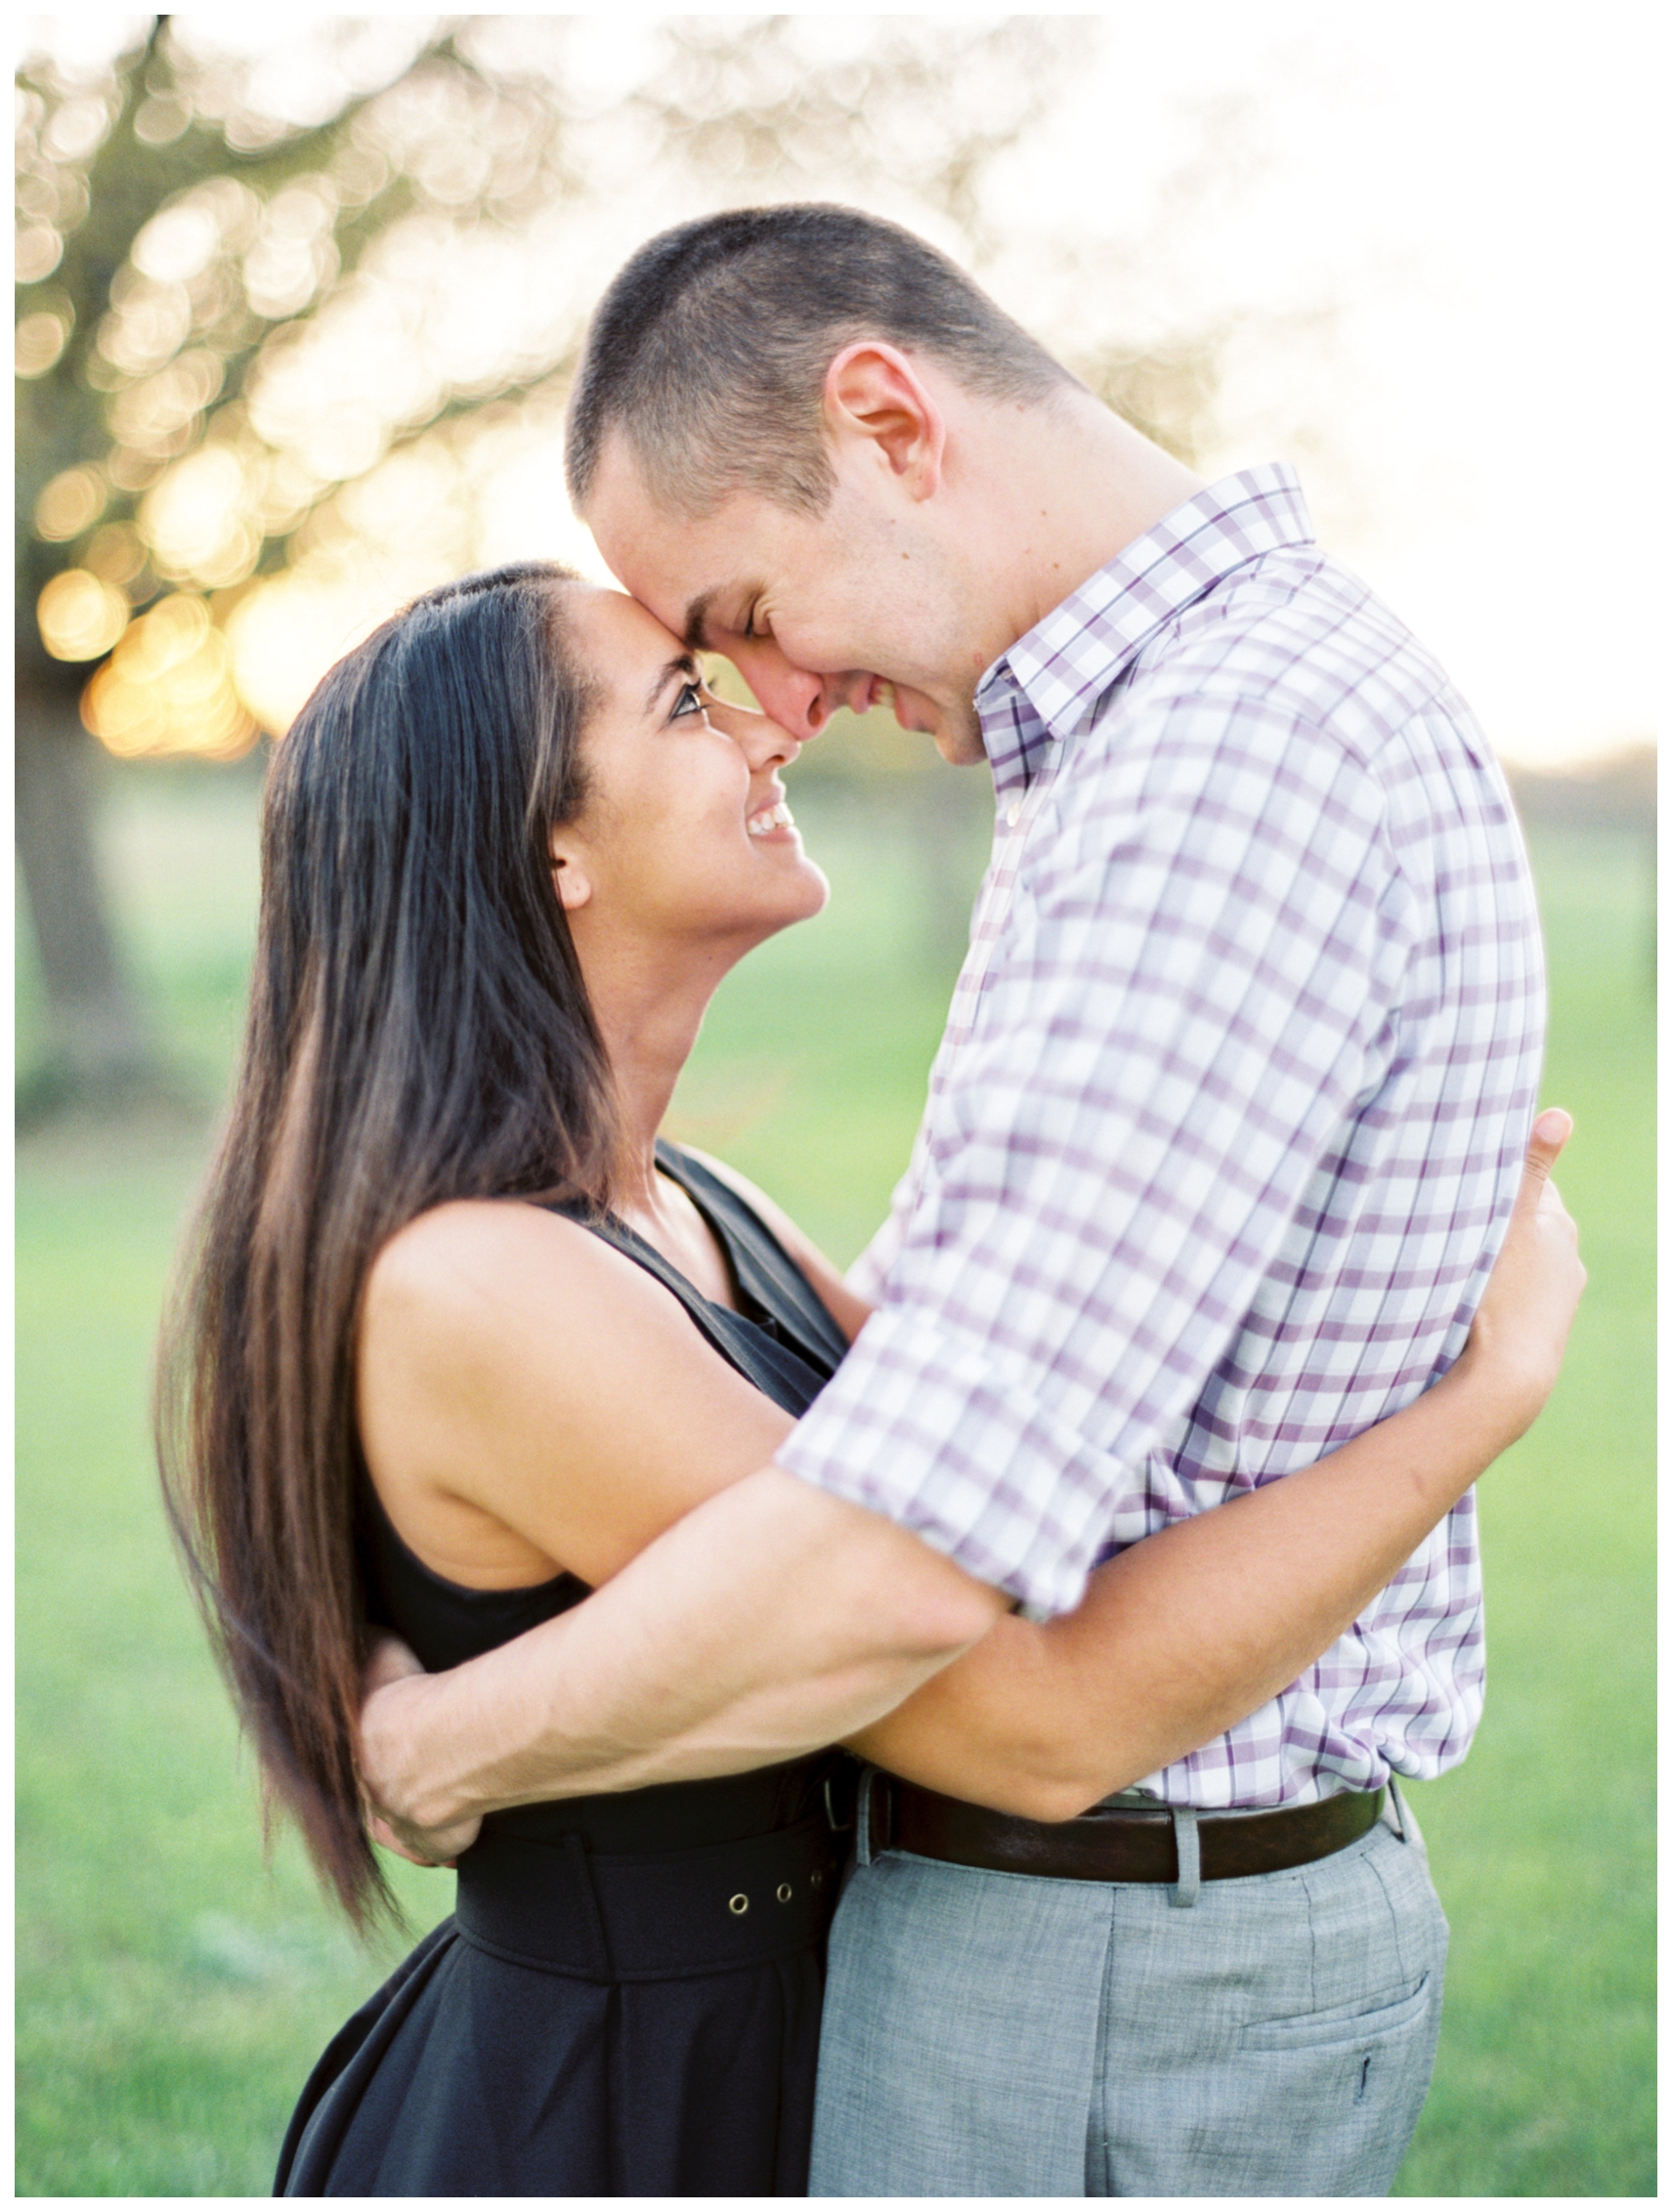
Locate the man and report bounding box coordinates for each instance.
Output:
[362,206,1546,2193]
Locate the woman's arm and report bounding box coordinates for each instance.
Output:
[849,1110,1585,1818]
[358,1198,800,1595]
[364,1114,1581,1862]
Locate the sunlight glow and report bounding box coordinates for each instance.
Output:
[37,569,129,661]
[81,592,256,759]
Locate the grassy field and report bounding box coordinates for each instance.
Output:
[15,762,1654,2194]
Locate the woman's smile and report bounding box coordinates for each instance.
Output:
[746,795,796,839]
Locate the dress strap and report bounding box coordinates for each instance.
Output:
[540,1166,839,1421]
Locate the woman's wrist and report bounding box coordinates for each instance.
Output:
[1434,1327,1544,1456]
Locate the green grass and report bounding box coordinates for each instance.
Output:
[15,769,1653,2194]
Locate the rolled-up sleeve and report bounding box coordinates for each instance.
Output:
[777,694,1408,1615]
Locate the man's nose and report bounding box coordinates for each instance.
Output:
[729,640,837,744]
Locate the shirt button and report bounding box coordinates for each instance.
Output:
[1006,800,1022,828]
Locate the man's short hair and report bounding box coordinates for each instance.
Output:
[566,203,1074,519]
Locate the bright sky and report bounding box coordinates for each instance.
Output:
[987,2,1661,765]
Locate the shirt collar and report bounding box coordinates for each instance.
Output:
[975,463,1316,795]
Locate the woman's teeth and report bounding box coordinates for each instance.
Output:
[747,800,794,837]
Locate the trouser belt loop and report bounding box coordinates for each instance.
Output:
[1171,1808,1201,1908]
[855,1767,876,1868]
[1386,1773,1411,1842]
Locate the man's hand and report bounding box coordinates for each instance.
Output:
[360,1634,483,1867]
[348,1468,1003,1835]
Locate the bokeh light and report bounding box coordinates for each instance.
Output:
[138,445,259,586]
[37,569,130,661]
[16,305,71,376]
[35,465,108,541]
[81,593,256,760]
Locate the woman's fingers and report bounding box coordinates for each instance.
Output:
[1462,1105,1586,1439]
[1515,1106,1572,1199]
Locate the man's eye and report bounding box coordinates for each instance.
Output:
[671,681,704,718]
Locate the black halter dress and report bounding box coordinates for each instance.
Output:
[275,1144,854,2197]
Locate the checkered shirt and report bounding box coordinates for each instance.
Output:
[777,463,1546,1807]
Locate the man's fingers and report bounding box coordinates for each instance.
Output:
[362,1633,427,1697]
[367,1809,456,1868]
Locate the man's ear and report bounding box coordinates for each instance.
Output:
[548,843,593,913]
[823,342,946,499]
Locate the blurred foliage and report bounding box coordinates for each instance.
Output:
[16,16,1108,753]
[13,13,1298,754]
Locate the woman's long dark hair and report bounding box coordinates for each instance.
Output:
[156,562,611,1927]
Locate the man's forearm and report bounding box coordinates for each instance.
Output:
[851,1342,1522,1816]
[360,1464,1006,1837]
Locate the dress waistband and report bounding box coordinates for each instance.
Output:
[454,1814,842,1984]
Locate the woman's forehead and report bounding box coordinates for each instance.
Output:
[571,585,683,673]
[567,586,696,732]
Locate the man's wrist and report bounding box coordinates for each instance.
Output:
[361,1669,483,1839]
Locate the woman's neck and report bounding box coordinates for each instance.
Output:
[580,934,738,1216]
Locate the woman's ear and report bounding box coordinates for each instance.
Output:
[548,837,593,913]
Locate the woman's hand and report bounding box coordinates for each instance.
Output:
[1449,1107,1585,1444]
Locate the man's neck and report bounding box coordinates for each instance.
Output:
[960,388,1207,658]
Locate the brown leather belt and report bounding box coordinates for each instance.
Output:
[868,1772,1386,1885]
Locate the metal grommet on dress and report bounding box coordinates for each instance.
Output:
[728,1893,749,1915]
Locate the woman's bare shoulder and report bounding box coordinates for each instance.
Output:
[362,1197,701,1408]
[367,1197,602,1326]
[358,1194,798,1591]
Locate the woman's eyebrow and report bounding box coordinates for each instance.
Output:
[644,654,699,713]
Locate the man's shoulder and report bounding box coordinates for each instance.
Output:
[1086,545,1491,800]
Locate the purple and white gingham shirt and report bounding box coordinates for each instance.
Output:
[777,464,1545,1807]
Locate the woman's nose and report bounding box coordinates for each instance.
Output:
[756,715,803,771]
[714,696,801,771]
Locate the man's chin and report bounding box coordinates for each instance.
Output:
[932,717,989,768]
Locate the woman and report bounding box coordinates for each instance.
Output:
[157,562,1580,2197]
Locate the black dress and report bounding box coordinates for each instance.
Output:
[275,1143,854,2197]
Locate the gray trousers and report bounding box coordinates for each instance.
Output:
[809,1786,1447,2196]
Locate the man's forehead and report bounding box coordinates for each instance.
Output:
[586,435,776,646]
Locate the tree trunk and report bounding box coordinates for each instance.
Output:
[15,682,156,1118]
